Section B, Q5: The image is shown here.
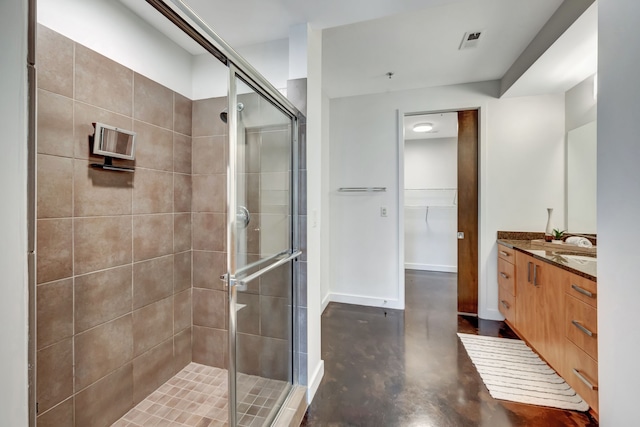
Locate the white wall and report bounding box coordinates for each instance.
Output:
[328,80,565,318]
[597,0,640,424]
[38,0,195,97]
[305,25,324,403]
[565,73,597,132]
[404,137,457,272]
[0,0,29,424]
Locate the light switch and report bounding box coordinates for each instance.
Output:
[380,207,388,217]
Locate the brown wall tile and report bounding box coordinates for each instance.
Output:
[237,333,261,376]
[75,314,133,390]
[37,25,74,97]
[174,173,192,213]
[37,90,74,157]
[37,154,73,219]
[36,397,73,427]
[133,255,174,309]
[37,338,73,413]
[174,250,192,293]
[192,136,226,175]
[133,297,173,357]
[174,93,192,136]
[132,168,173,214]
[174,288,192,333]
[237,292,260,336]
[192,213,225,252]
[192,288,226,329]
[174,213,191,253]
[74,159,133,216]
[174,328,192,373]
[192,250,226,291]
[192,326,227,368]
[261,337,289,381]
[134,73,173,130]
[192,97,227,137]
[260,296,289,340]
[74,216,132,275]
[37,219,73,284]
[75,265,132,333]
[73,101,133,161]
[75,44,133,116]
[192,174,225,213]
[174,134,192,174]
[74,363,133,427]
[133,120,174,171]
[133,214,173,261]
[37,279,73,349]
[132,338,174,404]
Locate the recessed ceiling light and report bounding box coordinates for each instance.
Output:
[413,123,433,133]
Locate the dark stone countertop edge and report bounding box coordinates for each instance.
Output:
[497,239,597,282]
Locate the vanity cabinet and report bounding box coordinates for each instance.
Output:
[497,247,516,324]
[497,243,598,414]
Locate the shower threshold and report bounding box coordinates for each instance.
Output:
[112,362,289,426]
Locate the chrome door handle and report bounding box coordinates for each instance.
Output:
[499,250,509,257]
[533,264,538,286]
[527,262,532,283]
[500,300,510,309]
[571,284,595,298]
[571,320,595,337]
[573,369,598,390]
[500,272,509,279]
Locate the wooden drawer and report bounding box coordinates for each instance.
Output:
[566,294,598,361]
[564,340,599,414]
[566,272,597,308]
[498,245,515,263]
[498,285,516,325]
[498,258,516,296]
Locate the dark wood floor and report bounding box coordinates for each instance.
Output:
[301,270,598,427]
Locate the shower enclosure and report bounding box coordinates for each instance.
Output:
[31,0,306,426]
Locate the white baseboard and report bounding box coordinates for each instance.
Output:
[321,292,331,313]
[404,263,457,273]
[328,292,404,310]
[307,360,324,404]
[479,307,504,321]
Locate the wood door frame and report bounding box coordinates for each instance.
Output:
[397,108,480,314]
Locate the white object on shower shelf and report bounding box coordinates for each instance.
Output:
[565,236,594,248]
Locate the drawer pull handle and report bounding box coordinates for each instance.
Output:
[571,320,595,337]
[499,250,509,257]
[500,272,509,279]
[573,368,598,390]
[533,264,539,287]
[527,262,532,283]
[500,300,510,309]
[571,284,595,298]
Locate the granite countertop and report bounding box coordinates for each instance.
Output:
[497,239,597,282]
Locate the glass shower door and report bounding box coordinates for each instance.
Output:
[227,66,300,427]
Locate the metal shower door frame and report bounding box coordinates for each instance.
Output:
[226,63,301,427]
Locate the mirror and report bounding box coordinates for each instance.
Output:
[567,121,597,233]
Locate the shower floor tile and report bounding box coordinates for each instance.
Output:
[113,363,289,427]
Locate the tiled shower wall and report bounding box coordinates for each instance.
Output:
[35,25,195,426]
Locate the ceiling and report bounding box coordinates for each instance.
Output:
[404,113,458,140]
[135,0,596,100]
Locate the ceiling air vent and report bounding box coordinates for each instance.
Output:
[459,30,483,50]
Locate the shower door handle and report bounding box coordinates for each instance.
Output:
[230,250,302,292]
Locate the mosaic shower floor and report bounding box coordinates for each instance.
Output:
[112,363,289,427]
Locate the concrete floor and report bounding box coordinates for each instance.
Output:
[301,270,598,427]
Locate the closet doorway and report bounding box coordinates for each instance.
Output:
[400,110,478,314]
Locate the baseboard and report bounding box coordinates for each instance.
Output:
[479,307,504,321]
[404,263,457,273]
[328,292,404,310]
[321,292,331,313]
[307,360,324,404]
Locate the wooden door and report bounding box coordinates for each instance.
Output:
[457,110,479,314]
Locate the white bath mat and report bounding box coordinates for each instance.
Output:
[457,333,589,412]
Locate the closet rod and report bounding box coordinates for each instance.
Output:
[338,187,386,192]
